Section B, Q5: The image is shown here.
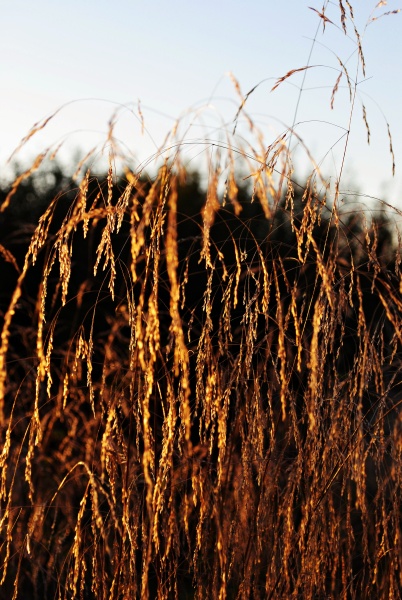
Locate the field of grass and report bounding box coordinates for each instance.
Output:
[1,2,402,598]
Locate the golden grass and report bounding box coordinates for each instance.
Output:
[1,2,402,598]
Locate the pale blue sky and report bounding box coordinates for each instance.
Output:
[1,1,401,207]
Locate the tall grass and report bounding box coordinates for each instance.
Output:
[1,2,402,598]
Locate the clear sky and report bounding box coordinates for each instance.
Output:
[1,1,401,208]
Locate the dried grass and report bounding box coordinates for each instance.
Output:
[1,2,401,598]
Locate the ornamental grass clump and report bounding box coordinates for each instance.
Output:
[1,2,402,598]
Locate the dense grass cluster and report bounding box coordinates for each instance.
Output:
[1,2,402,598]
[1,158,402,599]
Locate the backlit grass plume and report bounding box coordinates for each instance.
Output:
[1,2,402,598]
